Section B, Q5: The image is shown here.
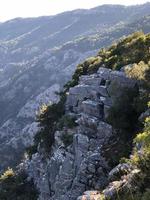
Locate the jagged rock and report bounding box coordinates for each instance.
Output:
[80,100,104,119]
[66,85,101,112]
[97,67,112,80]
[74,134,89,168]
[109,163,133,181]
[25,67,138,200]
[97,122,112,139]
[79,75,102,86]
[76,114,99,130]
[100,96,112,106]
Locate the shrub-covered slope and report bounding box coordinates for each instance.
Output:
[66,31,150,87]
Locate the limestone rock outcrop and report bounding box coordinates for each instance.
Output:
[25,67,137,200]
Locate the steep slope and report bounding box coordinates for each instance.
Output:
[0,4,150,172]
[2,32,148,200]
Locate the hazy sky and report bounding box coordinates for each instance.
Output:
[0,0,149,22]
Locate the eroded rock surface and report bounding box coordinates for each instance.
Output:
[25,68,136,200]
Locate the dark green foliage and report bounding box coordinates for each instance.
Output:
[107,87,139,133]
[57,115,77,130]
[142,189,150,200]
[0,170,38,200]
[61,133,73,147]
[26,94,76,155]
[118,117,150,200]
[102,134,132,168]
[118,190,150,200]
[125,61,150,114]
[103,83,140,167]
[26,145,39,159]
[35,93,66,153]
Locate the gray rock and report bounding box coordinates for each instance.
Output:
[76,114,99,130]
[25,67,138,200]
[109,163,133,181]
[79,75,102,86]
[80,100,104,119]
[97,122,112,139]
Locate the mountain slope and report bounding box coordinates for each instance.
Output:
[0,4,150,171]
[6,32,149,200]
[0,3,150,64]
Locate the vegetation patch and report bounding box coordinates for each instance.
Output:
[26,92,66,155]
[0,168,38,200]
[65,32,150,90]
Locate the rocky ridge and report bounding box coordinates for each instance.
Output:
[25,67,137,200]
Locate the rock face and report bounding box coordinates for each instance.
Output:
[25,68,136,200]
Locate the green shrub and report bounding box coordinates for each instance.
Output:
[57,115,77,130]
[98,32,150,70]
[107,86,138,133]
[26,145,37,159]
[0,169,38,200]
[105,85,139,166]
[61,133,73,147]
[125,61,150,114]
[132,117,150,174]
[141,189,150,200]
[65,32,150,91]
[64,56,102,90]
[119,117,150,200]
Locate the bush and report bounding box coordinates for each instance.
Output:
[57,115,77,130]
[65,32,150,91]
[64,56,102,90]
[99,32,150,70]
[119,117,150,200]
[61,133,73,147]
[0,169,38,200]
[107,86,138,133]
[125,61,150,116]
[132,117,150,174]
